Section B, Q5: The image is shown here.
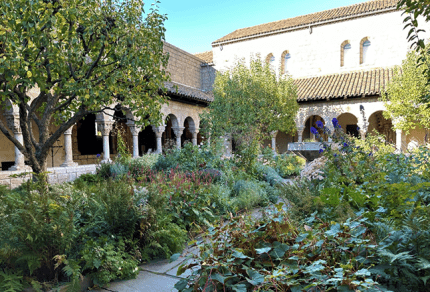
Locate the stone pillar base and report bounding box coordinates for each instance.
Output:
[101,159,112,164]
[60,161,78,167]
[8,165,32,171]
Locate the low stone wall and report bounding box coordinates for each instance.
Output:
[73,154,115,165]
[0,164,98,189]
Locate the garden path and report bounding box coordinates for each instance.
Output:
[93,179,293,292]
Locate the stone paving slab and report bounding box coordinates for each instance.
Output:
[94,271,179,292]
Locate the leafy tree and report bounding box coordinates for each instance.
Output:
[204,57,298,168]
[382,49,430,136]
[398,0,430,104]
[0,0,169,174]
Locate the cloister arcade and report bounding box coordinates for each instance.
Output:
[287,98,425,153]
[0,98,207,171]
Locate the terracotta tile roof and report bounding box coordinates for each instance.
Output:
[163,81,213,103]
[194,51,213,63]
[213,0,398,45]
[294,67,399,102]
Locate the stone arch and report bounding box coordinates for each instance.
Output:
[360,37,370,64]
[280,50,290,74]
[1,98,19,115]
[340,40,350,67]
[303,115,327,141]
[162,113,180,150]
[368,110,395,144]
[265,53,274,64]
[183,116,196,146]
[337,112,359,137]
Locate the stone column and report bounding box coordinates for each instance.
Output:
[61,125,78,167]
[152,125,165,154]
[326,124,335,142]
[297,126,305,143]
[189,126,199,146]
[357,122,367,140]
[172,126,185,149]
[270,131,278,154]
[98,121,113,163]
[396,129,405,153]
[127,122,141,158]
[6,114,29,171]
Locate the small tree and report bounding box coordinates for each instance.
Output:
[205,57,298,169]
[0,0,169,174]
[382,49,430,137]
[398,0,430,105]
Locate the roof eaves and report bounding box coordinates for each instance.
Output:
[212,6,397,47]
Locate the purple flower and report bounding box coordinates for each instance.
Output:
[369,152,373,157]
[343,142,348,147]
[319,149,324,153]
[357,126,360,131]
[96,154,101,158]
[316,121,324,128]
[334,153,337,157]
[311,127,318,135]
[332,118,339,128]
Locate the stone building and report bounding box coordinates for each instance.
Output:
[0,42,215,187]
[198,0,430,153]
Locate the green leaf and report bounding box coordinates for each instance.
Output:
[232,283,248,292]
[93,259,101,269]
[174,279,189,290]
[255,247,271,254]
[232,249,249,259]
[210,273,226,284]
[170,253,181,263]
[246,268,265,285]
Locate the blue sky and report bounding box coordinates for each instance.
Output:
[155,0,367,54]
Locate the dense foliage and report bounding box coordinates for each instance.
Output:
[382,47,430,136]
[0,0,169,173]
[0,142,305,291]
[204,57,299,170]
[176,120,430,292]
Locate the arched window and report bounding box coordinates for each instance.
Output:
[284,53,291,73]
[340,40,351,67]
[360,37,371,64]
[280,50,290,74]
[266,53,276,71]
[270,55,276,69]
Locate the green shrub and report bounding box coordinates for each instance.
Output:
[232,179,268,210]
[274,153,306,177]
[0,175,77,285]
[254,163,283,186]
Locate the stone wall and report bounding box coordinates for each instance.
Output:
[212,11,430,78]
[0,164,97,189]
[164,42,203,88]
[200,63,216,92]
[160,100,208,129]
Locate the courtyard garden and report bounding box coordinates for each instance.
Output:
[174,120,430,292]
[0,138,306,291]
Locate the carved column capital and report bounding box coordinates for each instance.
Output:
[270,130,278,138]
[5,114,21,134]
[126,121,141,136]
[297,126,305,133]
[152,125,166,138]
[64,125,75,135]
[98,121,113,136]
[172,126,185,137]
[189,126,199,139]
